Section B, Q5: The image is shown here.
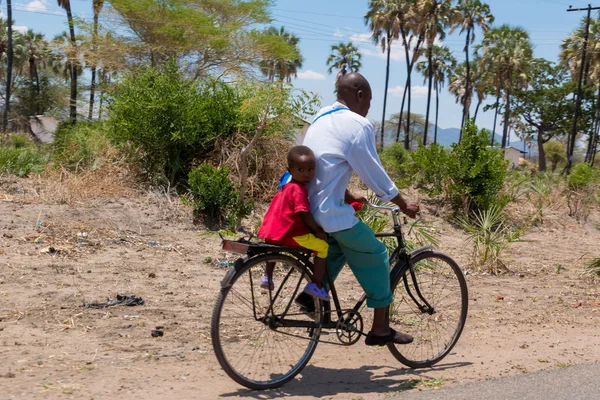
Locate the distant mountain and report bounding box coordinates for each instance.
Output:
[434,126,503,147]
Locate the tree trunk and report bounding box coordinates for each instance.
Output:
[501,88,511,148]
[491,92,500,146]
[473,99,482,123]
[65,2,78,123]
[460,29,471,140]
[89,10,100,120]
[585,85,600,163]
[396,76,408,143]
[380,34,391,151]
[591,116,599,165]
[237,107,270,228]
[537,131,547,187]
[2,0,13,133]
[423,44,434,147]
[434,84,439,145]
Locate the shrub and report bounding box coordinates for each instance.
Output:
[447,121,509,215]
[457,205,522,274]
[0,143,50,177]
[188,163,252,226]
[411,143,450,196]
[543,141,566,172]
[567,163,596,189]
[108,63,243,186]
[53,121,118,171]
[380,142,414,188]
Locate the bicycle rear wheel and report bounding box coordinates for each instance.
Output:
[211,254,323,390]
[387,251,468,368]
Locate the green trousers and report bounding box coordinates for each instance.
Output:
[325,221,393,309]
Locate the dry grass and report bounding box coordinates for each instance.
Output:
[207,134,291,201]
[2,163,139,206]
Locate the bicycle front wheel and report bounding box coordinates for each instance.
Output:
[387,251,468,368]
[211,254,323,390]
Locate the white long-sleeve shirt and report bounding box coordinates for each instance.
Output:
[303,102,399,233]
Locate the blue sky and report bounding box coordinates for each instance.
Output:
[13,0,592,138]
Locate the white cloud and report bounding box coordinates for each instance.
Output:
[296,70,326,81]
[24,0,48,12]
[388,85,433,99]
[333,29,344,38]
[13,25,29,34]
[350,32,444,63]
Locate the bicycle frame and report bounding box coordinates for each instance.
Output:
[220,205,436,336]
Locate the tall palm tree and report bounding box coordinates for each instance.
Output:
[326,42,362,89]
[89,0,105,120]
[560,16,600,163]
[259,26,303,83]
[57,0,78,123]
[365,0,402,150]
[451,0,494,132]
[2,1,14,133]
[416,45,456,144]
[417,0,458,146]
[22,30,49,115]
[470,57,491,123]
[478,25,533,148]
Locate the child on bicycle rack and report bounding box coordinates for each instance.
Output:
[257,146,330,301]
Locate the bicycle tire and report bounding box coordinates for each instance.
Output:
[387,250,468,368]
[211,253,323,390]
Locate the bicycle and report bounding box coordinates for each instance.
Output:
[211,204,468,390]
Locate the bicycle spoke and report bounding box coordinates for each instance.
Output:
[212,255,322,389]
[388,252,468,368]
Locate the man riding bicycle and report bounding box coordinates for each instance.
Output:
[301,72,420,346]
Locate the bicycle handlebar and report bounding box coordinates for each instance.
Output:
[364,202,422,233]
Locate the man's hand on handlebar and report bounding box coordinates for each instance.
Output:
[390,193,420,219]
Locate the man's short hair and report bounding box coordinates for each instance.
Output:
[287,145,314,167]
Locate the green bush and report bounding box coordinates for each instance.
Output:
[53,121,118,171]
[567,163,596,189]
[0,143,50,177]
[188,163,252,225]
[108,63,243,186]
[411,143,450,196]
[380,142,414,188]
[447,121,509,214]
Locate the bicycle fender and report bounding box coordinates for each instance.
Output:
[220,256,248,288]
[408,245,434,258]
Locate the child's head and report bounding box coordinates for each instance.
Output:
[287,146,316,186]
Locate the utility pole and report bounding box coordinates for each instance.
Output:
[564,4,600,173]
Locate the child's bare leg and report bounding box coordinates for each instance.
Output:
[264,261,275,280]
[311,257,326,288]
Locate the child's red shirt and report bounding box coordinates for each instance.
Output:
[258,181,311,244]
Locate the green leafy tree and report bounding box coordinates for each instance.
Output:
[108,63,244,185]
[543,141,566,172]
[511,60,574,171]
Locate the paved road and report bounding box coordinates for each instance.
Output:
[395,363,600,400]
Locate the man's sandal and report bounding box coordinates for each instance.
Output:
[364,328,414,346]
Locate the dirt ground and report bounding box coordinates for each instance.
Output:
[1,174,599,400]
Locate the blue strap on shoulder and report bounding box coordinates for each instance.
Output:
[278,171,292,191]
[311,106,349,125]
[279,106,348,191]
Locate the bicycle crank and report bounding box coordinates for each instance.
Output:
[335,311,364,345]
